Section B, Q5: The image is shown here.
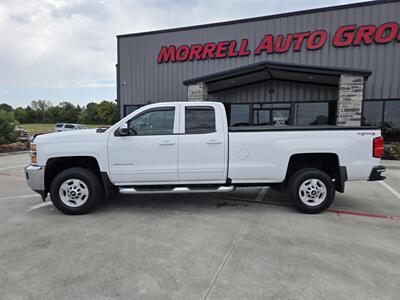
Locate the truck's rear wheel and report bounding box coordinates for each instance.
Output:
[50,167,102,215]
[288,168,335,214]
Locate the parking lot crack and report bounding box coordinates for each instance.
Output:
[202,223,247,300]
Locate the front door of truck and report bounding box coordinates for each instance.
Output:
[177,104,227,183]
[108,106,179,185]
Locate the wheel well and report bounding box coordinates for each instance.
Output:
[285,153,340,181]
[45,156,101,193]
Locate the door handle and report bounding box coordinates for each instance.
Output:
[159,141,175,145]
[206,140,222,145]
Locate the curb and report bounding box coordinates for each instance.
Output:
[0,151,29,156]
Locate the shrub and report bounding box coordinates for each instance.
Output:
[384,142,400,160]
[0,109,18,144]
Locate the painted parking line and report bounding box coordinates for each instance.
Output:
[0,172,24,178]
[327,209,400,221]
[379,181,400,199]
[25,201,53,212]
[2,194,40,200]
[0,164,25,171]
[255,187,268,202]
[219,196,400,222]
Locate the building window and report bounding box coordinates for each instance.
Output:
[272,109,290,126]
[362,101,383,127]
[253,109,270,125]
[185,106,216,134]
[124,105,142,116]
[293,102,329,126]
[383,100,400,142]
[230,104,250,126]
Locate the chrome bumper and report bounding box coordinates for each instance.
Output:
[24,165,45,192]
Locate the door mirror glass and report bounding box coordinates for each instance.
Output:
[118,123,130,136]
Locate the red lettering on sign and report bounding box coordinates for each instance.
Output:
[156,22,400,63]
[201,43,217,60]
[354,25,376,45]
[274,34,293,53]
[307,30,327,50]
[254,35,273,55]
[293,32,310,51]
[157,45,176,63]
[189,44,202,61]
[374,22,398,44]
[238,39,251,56]
[176,45,190,61]
[215,41,229,58]
[333,25,356,47]
[228,40,239,57]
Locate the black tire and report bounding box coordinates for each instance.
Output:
[288,168,335,214]
[50,167,102,215]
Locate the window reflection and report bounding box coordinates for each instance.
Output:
[362,101,383,127]
[383,101,400,142]
[293,102,329,126]
[230,104,250,126]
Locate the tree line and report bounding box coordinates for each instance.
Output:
[0,100,119,125]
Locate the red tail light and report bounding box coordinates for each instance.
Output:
[373,136,384,158]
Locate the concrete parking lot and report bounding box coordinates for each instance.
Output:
[0,153,399,300]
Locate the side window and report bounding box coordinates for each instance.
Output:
[128,108,175,135]
[64,124,75,129]
[185,106,216,134]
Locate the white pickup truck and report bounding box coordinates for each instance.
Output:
[25,102,385,215]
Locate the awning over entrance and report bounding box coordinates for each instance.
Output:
[183,61,371,93]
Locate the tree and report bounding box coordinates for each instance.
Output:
[58,101,81,123]
[95,101,118,125]
[0,103,13,112]
[79,102,98,124]
[14,107,30,124]
[0,110,18,144]
[29,100,53,123]
[31,100,51,111]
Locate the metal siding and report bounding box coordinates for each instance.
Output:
[118,1,400,107]
[208,81,337,103]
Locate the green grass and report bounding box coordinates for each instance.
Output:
[21,124,101,135]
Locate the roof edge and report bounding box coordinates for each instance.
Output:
[117,0,398,39]
[182,61,372,85]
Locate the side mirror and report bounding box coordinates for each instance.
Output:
[118,123,130,136]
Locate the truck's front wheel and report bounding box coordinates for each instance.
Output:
[288,168,335,214]
[50,167,102,215]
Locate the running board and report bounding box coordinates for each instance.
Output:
[119,186,235,195]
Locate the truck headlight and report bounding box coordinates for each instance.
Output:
[30,143,37,164]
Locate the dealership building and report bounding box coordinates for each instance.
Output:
[116,0,400,141]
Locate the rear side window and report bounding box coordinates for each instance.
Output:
[185,106,216,134]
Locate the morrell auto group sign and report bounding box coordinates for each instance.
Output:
[157,22,400,63]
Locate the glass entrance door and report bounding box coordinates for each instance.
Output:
[272,109,290,126]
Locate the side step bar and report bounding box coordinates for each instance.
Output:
[119,186,235,195]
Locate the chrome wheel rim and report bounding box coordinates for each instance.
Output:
[298,178,327,206]
[59,179,89,208]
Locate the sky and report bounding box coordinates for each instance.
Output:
[1,0,371,108]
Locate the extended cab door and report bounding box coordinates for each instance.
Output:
[177,103,228,183]
[108,105,180,185]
